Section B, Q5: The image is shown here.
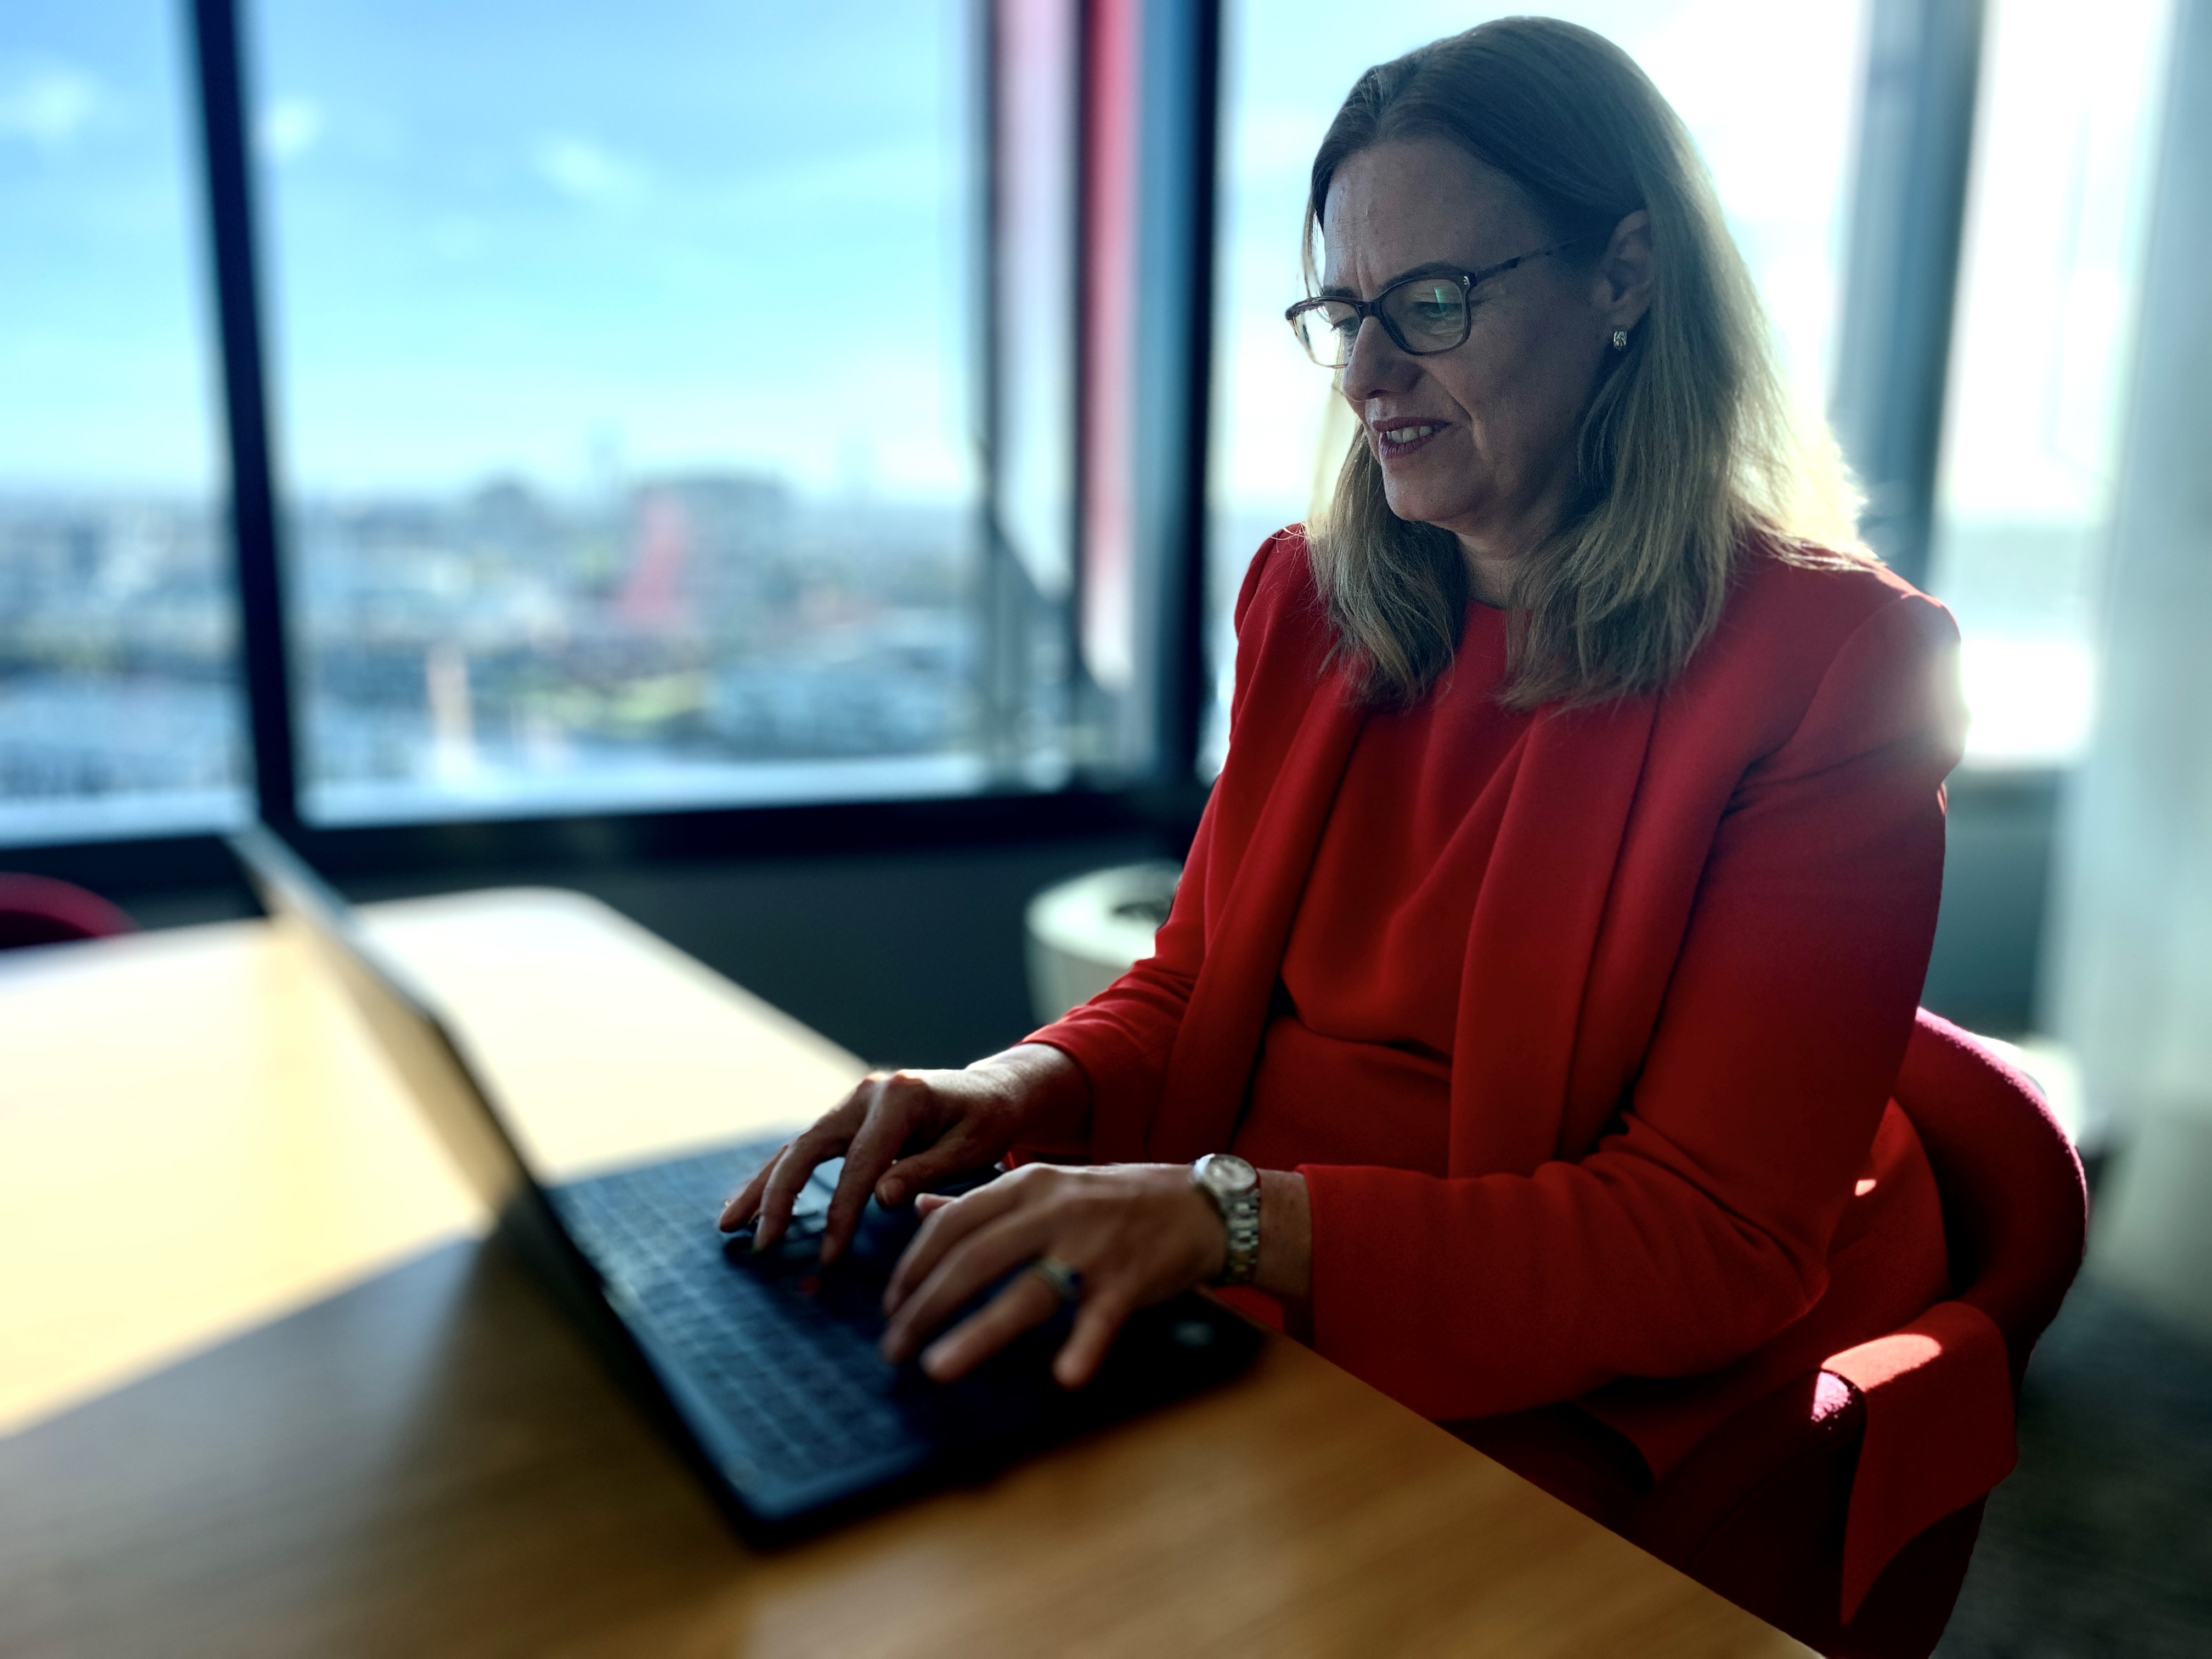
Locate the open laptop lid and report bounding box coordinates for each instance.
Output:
[227,824,546,1222]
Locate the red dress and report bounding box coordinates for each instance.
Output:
[1230,599,1526,1182]
[1025,526,1968,1494]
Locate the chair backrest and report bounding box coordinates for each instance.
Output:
[1630,1011,2090,1655]
[0,874,136,951]
[1891,1009,2089,1389]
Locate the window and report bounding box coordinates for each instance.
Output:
[0,1,246,843]
[4,1,2154,858]
[1205,2,1869,768]
[246,1,989,823]
[1927,0,2172,767]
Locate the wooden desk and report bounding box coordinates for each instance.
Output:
[0,890,1810,1656]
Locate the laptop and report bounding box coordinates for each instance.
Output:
[227,825,1261,1542]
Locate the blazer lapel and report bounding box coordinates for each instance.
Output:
[1145,680,1367,1161]
[1448,692,1660,1177]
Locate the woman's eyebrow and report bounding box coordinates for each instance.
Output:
[1317,260,1466,302]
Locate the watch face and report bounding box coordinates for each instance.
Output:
[1203,1154,1258,1194]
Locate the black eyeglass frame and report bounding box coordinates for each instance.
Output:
[1284,236,1595,366]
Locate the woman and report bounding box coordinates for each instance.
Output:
[719,18,1969,1525]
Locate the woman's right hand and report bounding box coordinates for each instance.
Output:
[715,1043,1088,1265]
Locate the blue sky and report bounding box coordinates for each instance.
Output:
[1,0,972,500]
[0,1,217,493]
[1,0,2169,529]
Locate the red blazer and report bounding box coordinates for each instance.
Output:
[1029,526,1969,1473]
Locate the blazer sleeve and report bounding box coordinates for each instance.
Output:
[1019,533,1288,1161]
[1301,591,1966,1421]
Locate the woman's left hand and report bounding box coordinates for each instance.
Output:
[879,1162,1226,1389]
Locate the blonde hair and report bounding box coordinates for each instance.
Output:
[1304,18,1860,708]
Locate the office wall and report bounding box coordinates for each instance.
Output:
[1923,770,2058,1034]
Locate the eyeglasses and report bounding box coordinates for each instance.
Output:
[1284,238,1590,368]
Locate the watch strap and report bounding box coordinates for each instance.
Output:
[1192,1155,1261,1286]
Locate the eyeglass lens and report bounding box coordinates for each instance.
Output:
[1294,277,1469,366]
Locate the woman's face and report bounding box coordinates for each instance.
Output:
[1320,140,1648,584]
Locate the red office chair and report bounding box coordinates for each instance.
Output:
[1627,1009,2089,1657]
[0,873,137,951]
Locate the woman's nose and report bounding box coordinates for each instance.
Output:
[1338,316,1412,403]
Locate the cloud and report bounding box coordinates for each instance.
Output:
[0,61,105,150]
[532,134,647,205]
[258,97,325,162]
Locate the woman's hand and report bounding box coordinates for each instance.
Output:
[716,1043,1086,1264]
[878,1163,1229,1389]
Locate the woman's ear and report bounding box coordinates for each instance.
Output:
[1594,208,1654,336]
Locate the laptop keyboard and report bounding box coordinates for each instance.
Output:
[551,1144,924,1488]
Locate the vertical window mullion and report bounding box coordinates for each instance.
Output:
[1144,0,1218,782]
[188,0,300,829]
[1076,0,1219,783]
[1830,0,1987,592]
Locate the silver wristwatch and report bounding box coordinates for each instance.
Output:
[1190,1153,1261,1286]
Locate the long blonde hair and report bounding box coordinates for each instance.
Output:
[1305,18,1860,708]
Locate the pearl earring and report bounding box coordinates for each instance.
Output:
[1611,329,1628,351]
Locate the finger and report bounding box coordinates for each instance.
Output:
[821,1078,922,1263]
[915,1268,1064,1383]
[747,1143,809,1249]
[913,1193,955,1217]
[1052,1288,1132,1389]
[882,1172,1032,1312]
[876,1132,990,1210]
[717,1142,789,1231]
[752,1111,859,1250]
[882,1206,1051,1359]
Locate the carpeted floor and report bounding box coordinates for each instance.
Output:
[1935,1279,2212,1657]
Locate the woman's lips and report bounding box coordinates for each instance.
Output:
[1372,420,1446,461]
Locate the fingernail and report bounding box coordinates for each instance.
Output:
[879,1182,901,1206]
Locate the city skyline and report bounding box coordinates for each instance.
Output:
[0,470,991,839]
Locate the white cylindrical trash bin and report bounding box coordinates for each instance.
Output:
[1024,861,1182,1026]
